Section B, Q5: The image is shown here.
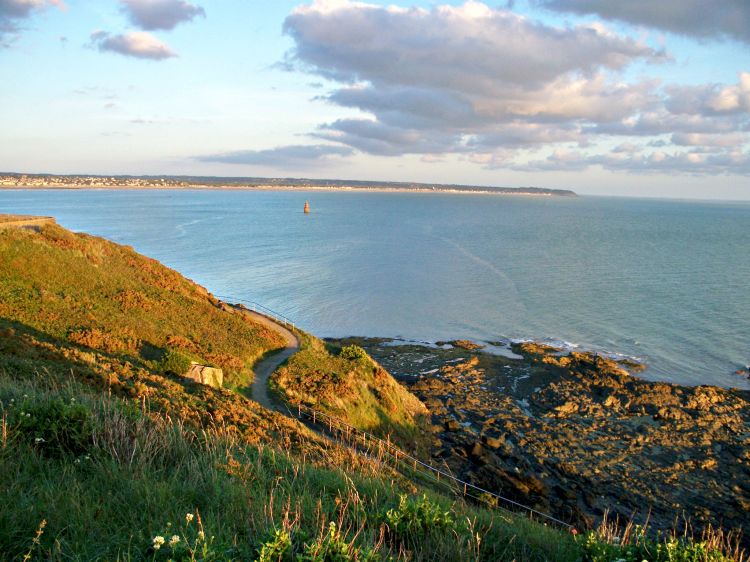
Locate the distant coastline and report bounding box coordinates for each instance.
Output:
[0,172,577,197]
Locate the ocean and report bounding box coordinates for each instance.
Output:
[1,189,748,390]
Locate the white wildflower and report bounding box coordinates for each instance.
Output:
[34,437,45,444]
[153,536,165,550]
[185,513,194,523]
[169,535,180,547]
[197,530,205,541]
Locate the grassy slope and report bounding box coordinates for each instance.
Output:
[272,335,431,452]
[0,223,326,450]
[0,223,285,388]
[0,373,581,561]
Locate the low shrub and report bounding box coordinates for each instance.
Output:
[256,529,293,562]
[9,397,93,458]
[384,494,454,542]
[255,523,385,562]
[579,528,738,562]
[159,348,193,376]
[339,345,370,364]
[68,327,140,354]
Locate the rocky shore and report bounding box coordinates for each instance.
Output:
[332,337,750,537]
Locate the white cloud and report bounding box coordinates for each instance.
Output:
[0,0,62,45]
[536,0,750,45]
[197,144,354,167]
[0,0,60,18]
[671,132,747,148]
[120,0,204,31]
[285,1,663,89]
[90,31,176,60]
[518,148,750,175]
[667,73,750,115]
[281,0,664,159]
[220,0,749,176]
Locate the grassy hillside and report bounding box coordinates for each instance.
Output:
[0,222,284,389]
[272,335,431,452]
[0,223,323,450]
[0,371,586,561]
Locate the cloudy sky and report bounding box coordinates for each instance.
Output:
[2,0,749,199]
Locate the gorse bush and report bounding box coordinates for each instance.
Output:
[159,348,193,376]
[339,345,370,364]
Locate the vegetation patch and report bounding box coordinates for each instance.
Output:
[272,334,431,451]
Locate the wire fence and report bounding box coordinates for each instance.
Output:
[215,294,575,532]
[278,398,575,532]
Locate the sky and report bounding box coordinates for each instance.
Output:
[1,0,750,199]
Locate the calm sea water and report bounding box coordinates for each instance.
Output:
[1,189,749,390]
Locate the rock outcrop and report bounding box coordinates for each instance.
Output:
[184,363,223,388]
[339,337,750,536]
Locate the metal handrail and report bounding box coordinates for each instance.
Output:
[214,294,296,331]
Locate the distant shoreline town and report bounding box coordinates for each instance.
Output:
[0,173,577,197]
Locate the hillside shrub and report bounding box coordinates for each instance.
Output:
[68,327,140,354]
[339,345,370,364]
[579,529,736,562]
[159,348,193,376]
[384,494,454,542]
[256,529,293,562]
[10,397,93,458]
[255,524,384,562]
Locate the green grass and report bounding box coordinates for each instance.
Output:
[271,335,431,452]
[0,371,583,561]
[0,223,285,388]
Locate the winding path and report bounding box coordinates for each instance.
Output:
[245,309,299,410]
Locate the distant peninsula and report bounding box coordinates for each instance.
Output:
[0,172,577,197]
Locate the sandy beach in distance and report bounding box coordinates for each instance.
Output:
[5,183,559,196]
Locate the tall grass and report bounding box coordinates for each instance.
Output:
[0,369,580,561]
